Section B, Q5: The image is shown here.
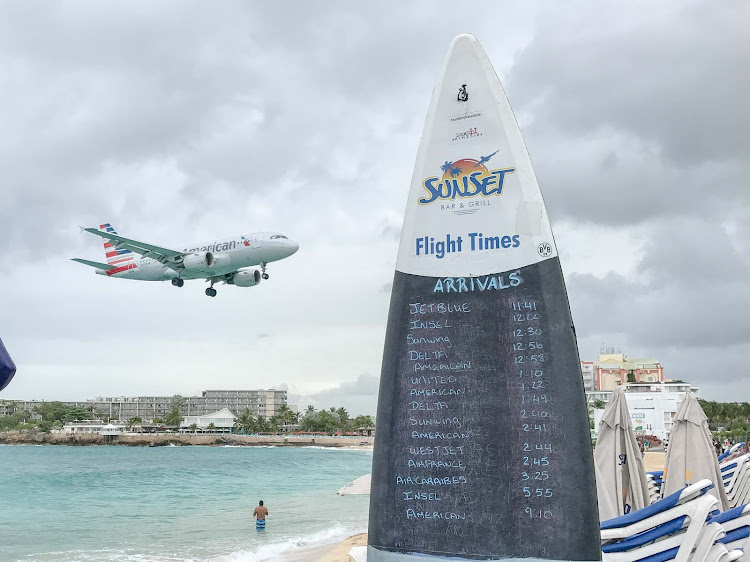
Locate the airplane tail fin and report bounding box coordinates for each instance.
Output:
[99,223,136,267]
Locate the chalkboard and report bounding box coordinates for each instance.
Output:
[369,257,600,560]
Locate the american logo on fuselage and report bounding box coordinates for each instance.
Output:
[418,151,515,206]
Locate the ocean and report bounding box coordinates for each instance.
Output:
[0,444,373,562]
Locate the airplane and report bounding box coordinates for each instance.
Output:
[72,223,299,297]
[474,150,499,167]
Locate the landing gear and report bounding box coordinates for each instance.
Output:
[205,287,217,297]
[260,261,269,280]
[171,277,184,287]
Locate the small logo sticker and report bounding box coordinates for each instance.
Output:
[457,84,468,102]
[537,242,552,257]
[451,127,483,142]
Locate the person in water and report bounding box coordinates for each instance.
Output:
[253,500,269,531]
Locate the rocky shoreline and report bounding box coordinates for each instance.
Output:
[0,431,374,448]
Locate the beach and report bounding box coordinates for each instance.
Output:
[315,533,368,562]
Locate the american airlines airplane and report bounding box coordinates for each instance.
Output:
[72,223,299,297]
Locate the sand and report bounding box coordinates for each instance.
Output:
[315,533,368,562]
[644,450,666,472]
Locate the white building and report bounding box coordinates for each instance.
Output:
[63,420,127,434]
[581,361,596,391]
[590,382,699,441]
[180,408,236,434]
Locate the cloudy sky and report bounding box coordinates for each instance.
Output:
[1,1,748,414]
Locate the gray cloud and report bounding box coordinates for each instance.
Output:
[0,1,747,405]
[288,374,380,416]
[507,1,750,227]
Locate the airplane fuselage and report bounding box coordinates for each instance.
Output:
[95,231,297,281]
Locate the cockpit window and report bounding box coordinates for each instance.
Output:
[270,235,288,239]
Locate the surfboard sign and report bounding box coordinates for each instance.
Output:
[367,34,601,561]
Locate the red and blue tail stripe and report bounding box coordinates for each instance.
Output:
[100,223,136,275]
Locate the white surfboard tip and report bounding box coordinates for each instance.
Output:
[450,33,479,45]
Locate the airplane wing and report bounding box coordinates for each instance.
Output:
[71,258,118,270]
[83,227,184,265]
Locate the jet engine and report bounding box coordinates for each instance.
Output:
[205,252,231,269]
[182,252,211,272]
[232,269,262,287]
[182,252,232,273]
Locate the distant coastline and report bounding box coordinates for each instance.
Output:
[0,431,375,448]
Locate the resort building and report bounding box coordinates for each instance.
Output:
[1,388,291,424]
[180,408,236,434]
[596,353,664,390]
[62,420,127,434]
[580,361,596,392]
[589,381,700,441]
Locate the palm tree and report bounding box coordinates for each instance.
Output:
[189,423,198,433]
[440,161,454,173]
[166,406,183,427]
[269,416,282,434]
[256,416,270,433]
[278,404,295,426]
[207,423,216,434]
[336,407,350,431]
[126,416,142,430]
[236,409,255,434]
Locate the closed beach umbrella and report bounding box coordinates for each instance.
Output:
[337,473,371,496]
[594,388,650,520]
[0,338,16,392]
[662,393,728,510]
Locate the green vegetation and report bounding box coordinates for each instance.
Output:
[165,396,184,426]
[230,405,374,435]
[0,400,104,433]
[700,400,750,441]
[299,406,374,434]
[0,398,375,436]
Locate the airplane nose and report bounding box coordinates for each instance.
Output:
[287,240,299,255]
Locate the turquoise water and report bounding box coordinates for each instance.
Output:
[0,445,373,561]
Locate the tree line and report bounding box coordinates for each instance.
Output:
[0,399,375,435]
[699,400,750,441]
